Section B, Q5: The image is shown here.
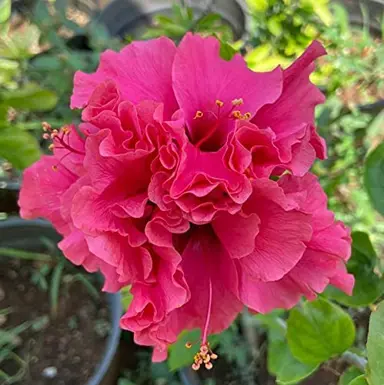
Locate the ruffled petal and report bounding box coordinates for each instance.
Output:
[71,37,178,118]
[238,179,313,281]
[173,33,282,146]
[253,41,327,174]
[19,156,77,234]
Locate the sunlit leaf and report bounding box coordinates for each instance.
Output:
[364,142,384,215]
[348,375,369,385]
[339,367,364,385]
[0,83,58,111]
[0,0,11,24]
[268,322,318,384]
[287,298,355,365]
[0,127,41,169]
[367,301,384,385]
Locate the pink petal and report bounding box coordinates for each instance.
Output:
[19,156,77,234]
[229,121,279,177]
[253,41,327,173]
[212,211,260,259]
[330,263,355,295]
[237,270,301,313]
[125,227,242,358]
[170,142,252,223]
[85,232,152,283]
[71,37,178,118]
[120,246,189,330]
[71,185,147,245]
[173,33,282,144]
[82,80,121,121]
[59,229,94,267]
[239,179,313,281]
[145,210,190,248]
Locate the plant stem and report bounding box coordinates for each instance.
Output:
[240,311,259,360]
[342,351,368,372]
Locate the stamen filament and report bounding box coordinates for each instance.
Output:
[202,279,213,345]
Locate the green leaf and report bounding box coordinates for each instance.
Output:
[168,329,219,371]
[30,55,62,71]
[120,286,133,309]
[0,127,41,169]
[364,142,384,215]
[0,104,8,123]
[0,0,11,24]
[268,326,318,384]
[348,375,369,385]
[195,13,222,30]
[267,16,283,36]
[50,260,65,319]
[118,379,137,385]
[0,83,58,111]
[247,0,268,12]
[0,24,40,59]
[339,367,364,385]
[0,58,19,84]
[325,232,384,307]
[219,40,237,61]
[367,301,384,385]
[287,298,355,365]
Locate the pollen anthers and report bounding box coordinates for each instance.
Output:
[41,121,85,171]
[184,278,217,371]
[232,110,251,120]
[185,342,218,371]
[194,111,204,119]
[192,98,250,122]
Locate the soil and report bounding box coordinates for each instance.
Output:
[0,257,110,385]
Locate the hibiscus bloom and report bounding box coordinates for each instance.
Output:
[19,33,353,369]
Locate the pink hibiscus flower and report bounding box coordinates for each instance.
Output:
[19,33,353,369]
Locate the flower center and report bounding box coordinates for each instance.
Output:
[191,98,251,152]
[185,278,218,371]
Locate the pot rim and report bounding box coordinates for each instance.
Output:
[97,0,249,40]
[0,216,122,385]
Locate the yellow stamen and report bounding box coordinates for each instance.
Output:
[62,125,71,135]
[200,345,209,355]
[232,110,242,119]
[232,98,244,106]
[194,111,204,119]
[243,112,252,120]
[48,144,55,151]
[185,342,192,349]
[215,99,224,107]
[42,122,51,131]
[205,362,213,370]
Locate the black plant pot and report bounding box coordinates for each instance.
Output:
[0,179,20,215]
[333,0,384,113]
[336,0,384,35]
[97,0,247,40]
[0,217,122,385]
